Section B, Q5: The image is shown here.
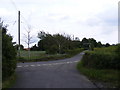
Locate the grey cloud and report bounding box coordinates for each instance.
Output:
[97,7,117,26]
[85,7,117,27]
[60,16,70,21]
[86,17,102,26]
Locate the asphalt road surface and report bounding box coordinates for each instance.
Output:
[12,52,97,88]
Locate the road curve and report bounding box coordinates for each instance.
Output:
[12,52,96,88]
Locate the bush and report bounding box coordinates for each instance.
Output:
[77,61,120,88]
[2,27,17,81]
[46,45,58,54]
[81,46,120,70]
[115,44,120,58]
[66,48,84,56]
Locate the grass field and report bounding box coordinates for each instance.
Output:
[17,48,84,62]
[18,50,66,62]
[17,50,69,62]
[19,50,46,60]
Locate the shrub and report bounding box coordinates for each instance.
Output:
[2,27,17,81]
[66,48,84,56]
[46,45,58,54]
[82,46,120,69]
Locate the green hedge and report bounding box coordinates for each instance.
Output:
[81,47,120,69]
[2,28,17,81]
[66,48,84,56]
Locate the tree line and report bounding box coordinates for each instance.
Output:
[28,31,111,54]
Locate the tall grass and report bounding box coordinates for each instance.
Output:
[17,48,84,62]
[82,46,119,69]
[20,51,46,59]
[2,73,17,88]
[77,61,120,88]
[18,51,46,61]
[77,45,120,88]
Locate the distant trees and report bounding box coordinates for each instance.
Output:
[81,38,97,50]
[37,31,112,53]
[14,44,24,50]
[81,37,111,50]
[105,43,110,47]
[23,30,35,50]
[38,32,57,54]
[23,30,35,59]
[97,41,102,47]
[37,31,81,54]
[30,44,38,51]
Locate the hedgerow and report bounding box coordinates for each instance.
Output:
[81,46,120,69]
[2,27,17,81]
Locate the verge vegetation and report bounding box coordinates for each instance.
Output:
[77,45,120,88]
[18,48,84,62]
[1,26,17,88]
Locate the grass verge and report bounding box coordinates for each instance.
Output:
[18,54,70,62]
[77,61,120,88]
[18,48,84,62]
[2,73,17,88]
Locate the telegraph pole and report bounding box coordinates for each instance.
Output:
[18,11,20,58]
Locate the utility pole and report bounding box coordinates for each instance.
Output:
[18,11,20,58]
[73,35,74,40]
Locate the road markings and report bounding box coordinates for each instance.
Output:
[66,62,70,64]
[54,63,60,65]
[17,61,79,68]
[48,64,52,66]
[74,61,79,62]
[24,65,29,67]
[17,66,22,67]
[30,65,35,67]
[37,64,41,66]
[69,62,73,63]
[43,64,47,66]
[52,63,58,65]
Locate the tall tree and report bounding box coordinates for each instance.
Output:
[97,41,102,47]
[38,31,74,54]
[53,34,69,54]
[23,30,35,59]
[88,38,97,47]
[105,43,110,47]
[81,38,89,49]
[31,44,38,51]
[14,44,24,50]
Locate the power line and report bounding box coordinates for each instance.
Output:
[9,0,41,39]
[10,0,19,11]
[9,0,29,29]
[9,0,39,30]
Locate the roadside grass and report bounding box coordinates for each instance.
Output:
[18,54,69,62]
[94,46,116,52]
[82,46,119,69]
[77,46,120,88]
[77,61,120,88]
[17,48,84,62]
[2,73,17,88]
[19,51,46,59]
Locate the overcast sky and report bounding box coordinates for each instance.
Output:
[0,0,119,47]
